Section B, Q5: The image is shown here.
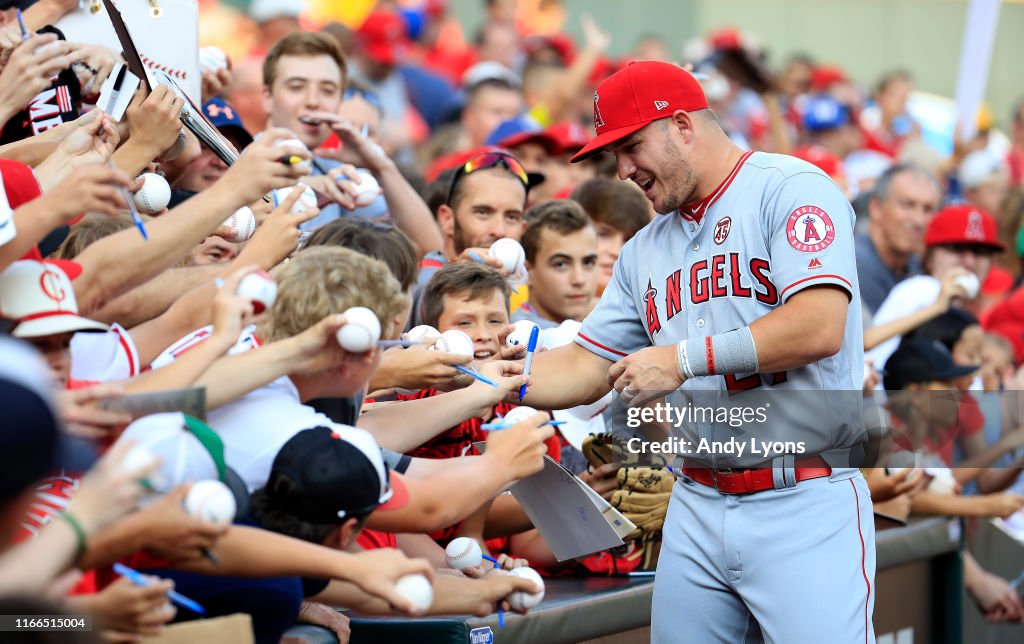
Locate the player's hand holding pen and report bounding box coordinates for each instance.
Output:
[607,344,686,406]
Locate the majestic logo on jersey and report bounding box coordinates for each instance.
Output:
[965,210,986,241]
[643,278,661,336]
[786,205,835,253]
[593,93,605,129]
[713,217,732,244]
[653,100,669,111]
[39,269,67,305]
[807,258,823,270]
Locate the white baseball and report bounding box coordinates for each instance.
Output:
[132,173,171,214]
[506,320,542,349]
[501,406,539,427]
[489,238,526,274]
[927,471,957,495]
[222,206,256,242]
[237,271,277,314]
[199,45,228,73]
[406,325,441,344]
[507,567,545,611]
[272,184,318,215]
[445,537,483,570]
[337,306,381,352]
[432,329,474,356]
[394,574,433,612]
[954,273,980,299]
[352,170,381,208]
[275,138,312,174]
[184,480,236,525]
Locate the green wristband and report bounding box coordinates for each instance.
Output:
[59,511,87,561]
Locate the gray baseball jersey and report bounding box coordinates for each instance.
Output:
[576,151,865,466]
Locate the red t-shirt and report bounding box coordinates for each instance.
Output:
[891,391,983,466]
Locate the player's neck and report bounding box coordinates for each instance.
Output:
[681,143,747,215]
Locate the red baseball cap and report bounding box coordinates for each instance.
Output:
[925,204,1004,252]
[570,61,709,163]
[358,10,410,66]
[546,122,592,155]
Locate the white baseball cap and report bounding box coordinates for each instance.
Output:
[959,149,1009,190]
[0,260,108,338]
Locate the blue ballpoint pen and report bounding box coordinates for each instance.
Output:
[454,364,497,387]
[113,563,206,615]
[518,325,539,400]
[16,10,29,40]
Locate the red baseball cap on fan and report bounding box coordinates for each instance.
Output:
[924,204,1004,252]
[570,61,708,163]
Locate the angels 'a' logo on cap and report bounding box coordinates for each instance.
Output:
[39,269,67,306]
[593,92,605,129]
[654,100,669,111]
[965,210,986,241]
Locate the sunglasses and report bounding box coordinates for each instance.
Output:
[445,151,530,206]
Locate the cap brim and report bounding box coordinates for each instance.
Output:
[376,471,409,512]
[14,315,109,338]
[569,121,649,163]
[937,364,980,382]
[496,132,559,155]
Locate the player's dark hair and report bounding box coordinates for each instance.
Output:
[421,262,510,328]
[905,309,980,354]
[302,219,418,291]
[521,200,593,264]
[571,178,651,240]
[264,31,348,91]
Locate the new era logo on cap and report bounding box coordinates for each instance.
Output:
[654,100,669,110]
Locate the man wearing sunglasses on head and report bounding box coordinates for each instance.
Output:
[416,151,537,293]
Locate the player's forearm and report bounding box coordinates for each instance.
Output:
[749,287,849,373]
[378,161,443,256]
[522,343,612,409]
[357,388,490,453]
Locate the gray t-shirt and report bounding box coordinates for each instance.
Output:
[854,233,921,316]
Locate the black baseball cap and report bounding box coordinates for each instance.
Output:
[265,426,408,524]
[883,338,979,391]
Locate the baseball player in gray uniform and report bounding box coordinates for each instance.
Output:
[520,61,874,643]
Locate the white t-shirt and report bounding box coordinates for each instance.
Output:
[865,274,941,378]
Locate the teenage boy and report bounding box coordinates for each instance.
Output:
[512,200,599,329]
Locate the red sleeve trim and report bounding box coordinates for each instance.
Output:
[420,259,445,269]
[577,332,628,357]
[705,336,716,375]
[779,274,852,299]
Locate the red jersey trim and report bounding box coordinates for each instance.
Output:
[578,332,627,357]
[779,274,852,299]
[113,326,137,376]
[420,259,445,269]
[678,150,753,223]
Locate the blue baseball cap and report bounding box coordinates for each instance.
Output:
[803,95,851,132]
[202,98,254,148]
[485,115,557,154]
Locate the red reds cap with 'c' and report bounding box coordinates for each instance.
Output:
[570,61,709,163]
[924,204,1004,252]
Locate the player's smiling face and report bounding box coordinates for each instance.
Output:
[436,289,509,361]
[608,118,696,215]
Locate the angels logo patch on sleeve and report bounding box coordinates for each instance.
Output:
[786,205,835,253]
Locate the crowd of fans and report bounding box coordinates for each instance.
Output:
[2,0,1024,640]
